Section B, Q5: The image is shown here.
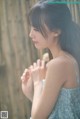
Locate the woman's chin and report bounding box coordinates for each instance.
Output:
[34,44,44,50]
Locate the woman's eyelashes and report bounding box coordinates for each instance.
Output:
[33,28,39,31]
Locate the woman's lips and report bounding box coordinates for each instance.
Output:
[33,41,38,44]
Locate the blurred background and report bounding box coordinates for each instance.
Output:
[0,0,80,119]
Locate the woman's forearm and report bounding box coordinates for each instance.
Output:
[22,78,34,102]
[31,80,44,118]
[24,85,33,102]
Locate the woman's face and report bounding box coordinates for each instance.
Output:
[29,26,57,50]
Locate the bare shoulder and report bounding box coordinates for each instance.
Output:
[45,57,69,83]
[46,55,79,88]
[47,55,78,71]
[47,57,68,72]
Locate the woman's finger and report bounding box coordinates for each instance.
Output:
[23,69,29,76]
[33,62,36,68]
[37,59,41,67]
[24,68,28,72]
[41,60,45,69]
[29,65,34,73]
[29,65,33,70]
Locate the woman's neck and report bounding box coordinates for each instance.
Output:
[49,45,64,59]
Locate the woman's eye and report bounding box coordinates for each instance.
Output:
[34,28,39,31]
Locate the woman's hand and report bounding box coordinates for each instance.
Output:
[21,68,34,101]
[21,59,46,101]
[30,59,46,86]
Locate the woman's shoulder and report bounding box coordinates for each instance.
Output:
[47,54,78,69]
[47,56,69,69]
[46,57,69,82]
[46,55,79,79]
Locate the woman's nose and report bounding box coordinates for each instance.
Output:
[29,29,34,38]
[29,31,32,38]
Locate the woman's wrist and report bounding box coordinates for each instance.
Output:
[33,79,44,87]
[33,80,44,98]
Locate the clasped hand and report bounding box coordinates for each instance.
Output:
[21,59,46,99]
[21,59,46,84]
[30,59,46,85]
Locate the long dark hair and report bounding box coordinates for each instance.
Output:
[28,0,80,70]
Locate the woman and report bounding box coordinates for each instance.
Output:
[21,0,80,119]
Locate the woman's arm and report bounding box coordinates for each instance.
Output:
[21,69,34,102]
[21,62,45,102]
[31,58,67,119]
[21,53,49,102]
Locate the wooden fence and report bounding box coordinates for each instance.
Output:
[0,0,80,119]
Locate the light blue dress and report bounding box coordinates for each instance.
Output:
[30,80,80,119]
[48,87,80,119]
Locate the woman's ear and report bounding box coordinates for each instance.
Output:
[54,29,61,37]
